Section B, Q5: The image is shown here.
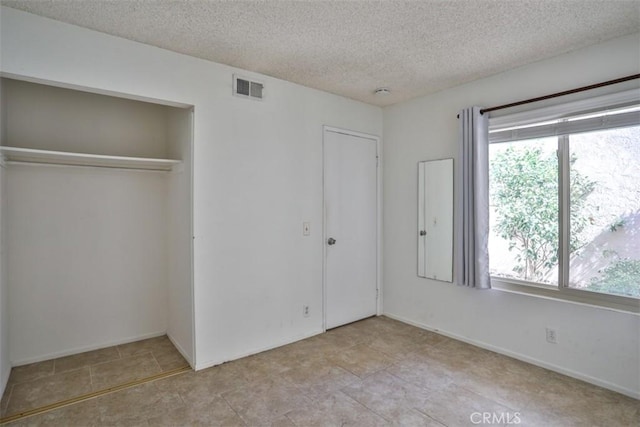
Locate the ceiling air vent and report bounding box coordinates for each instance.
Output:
[233,75,264,100]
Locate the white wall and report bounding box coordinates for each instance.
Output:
[0,7,382,369]
[383,33,640,398]
[0,134,11,395]
[0,165,7,393]
[0,80,6,143]
[0,78,9,394]
[6,164,169,363]
[166,108,194,364]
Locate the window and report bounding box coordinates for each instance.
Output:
[488,93,640,301]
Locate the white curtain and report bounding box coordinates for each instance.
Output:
[456,106,491,289]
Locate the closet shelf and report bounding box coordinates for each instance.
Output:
[0,146,181,171]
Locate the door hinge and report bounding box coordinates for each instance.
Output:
[376,156,379,167]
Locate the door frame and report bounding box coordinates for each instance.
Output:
[322,125,382,332]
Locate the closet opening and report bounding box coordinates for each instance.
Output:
[0,77,194,420]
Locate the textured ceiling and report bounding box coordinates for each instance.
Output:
[2,1,639,107]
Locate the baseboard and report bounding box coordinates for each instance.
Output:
[11,330,167,367]
[383,312,640,400]
[195,328,324,371]
[166,333,194,369]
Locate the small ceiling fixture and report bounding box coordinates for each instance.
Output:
[374,87,391,96]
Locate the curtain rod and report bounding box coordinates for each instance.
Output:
[479,74,640,115]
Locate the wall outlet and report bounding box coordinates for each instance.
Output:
[303,222,310,236]
[303,305,310,318]
[546,327,557,344]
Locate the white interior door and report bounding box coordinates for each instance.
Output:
[324,128,378,330]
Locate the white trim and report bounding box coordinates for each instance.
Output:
[558,135,571,289]
[194,328,323,371]
[377,133,384,318]
[417,158,455,282]
[188,109,197,369]
[383,312,640,399]
[489,88,640,130]
[11,331,167,367]
[491,278,640,314]
[322,126,382,332]
[489,110,640,143]
[323,126,379,142]
[322,128,327,332]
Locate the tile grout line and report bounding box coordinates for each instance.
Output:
[418,407,449,426]
[89,363,94,390]
[412,405,449,426]
[149,350,164,373]
[91,351,159,391]
[283,412,298,426]
[339,361,447,426]
[454,381,521,412]
[337,389,395,424]
[384,366,436,393]
[0,365,191,425]
[220,392,246,426]
[328,359,363,380]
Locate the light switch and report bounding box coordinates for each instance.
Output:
[303,222,311,236]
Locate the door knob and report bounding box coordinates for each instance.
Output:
[327,237,337,245]
[419,230,426,236]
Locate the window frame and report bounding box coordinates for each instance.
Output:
[488,89,640,313]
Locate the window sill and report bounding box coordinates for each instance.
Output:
[491,277,640,315]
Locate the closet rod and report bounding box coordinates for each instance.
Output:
[480,74,640,115]
[0,146,180,171]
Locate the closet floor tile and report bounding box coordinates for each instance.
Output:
[5,367,92,416]
[0,335,188,422]
[151,344,189,372]
[117,336,174,358]
[54,346,121,374]
[2,395,99,426]
[90,352,162,390]
[5,360,54,387]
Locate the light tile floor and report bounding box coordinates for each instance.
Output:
[3,317,639,426]
[1,335,188,419]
